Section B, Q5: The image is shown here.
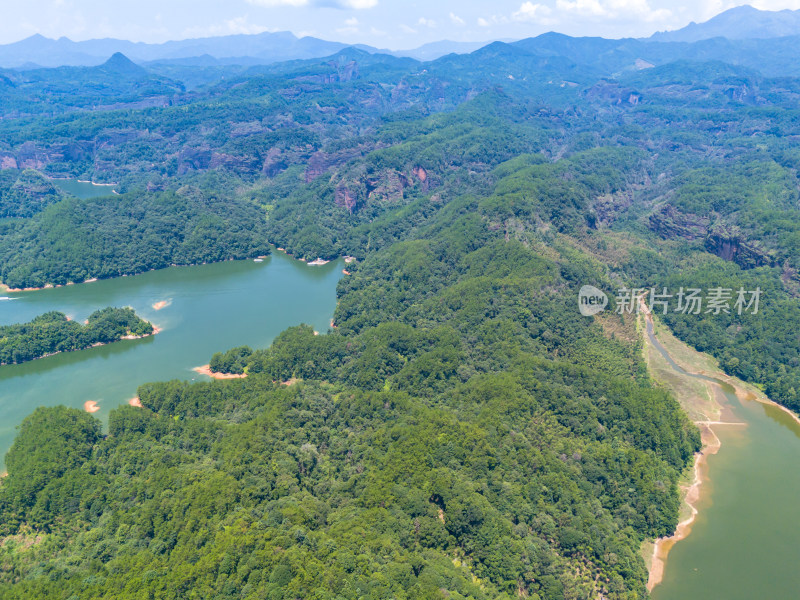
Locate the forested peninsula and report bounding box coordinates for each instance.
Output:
[0,307,154,365]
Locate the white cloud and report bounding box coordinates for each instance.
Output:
[555,0,606,16]
[338,0,378,8]
[513,2,554,22]
[555,0,671,22]
[417,17,436,28]
[247,0,309,6]
[449,12,465,26]
[183,17,273,38]
[399,23,417,34]
[477,14,508,27]
[337,17,359,34]
[247,0,377,8]
[752,0,800,10]
[224,17,272,34]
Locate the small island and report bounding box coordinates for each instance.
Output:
[0,307,154,365]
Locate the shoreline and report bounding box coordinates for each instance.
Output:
[1,248,353,294]
[698,370,800,429]
[642,309,722,592]
[647,422,722,591]
[192,364,248,380]
[75,179,116,186]
[47,176,118,186]
[639,306,792,591]
[270,244,356,268]
[645,310,800,428]
[0,326,159,367]
[3,277,99,293]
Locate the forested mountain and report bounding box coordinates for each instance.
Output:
[1,23,800,599]
[0,165,700,599]
[0,52,184,117]
[0,175,270,288]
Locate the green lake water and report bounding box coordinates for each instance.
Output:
[0,253,344,465]
[647,321,800,600]
[52,178,117,199]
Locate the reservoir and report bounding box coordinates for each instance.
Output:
[0,253,344,465]
[647,320,800,600]
[51,178,117,199]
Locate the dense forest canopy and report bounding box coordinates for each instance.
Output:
[0,307,153,364]
[0,28,799,599]
[0,179,700,598]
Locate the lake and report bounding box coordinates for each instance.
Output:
[52,178,117,199]
[647,320,800,600]
[0,253,344,465]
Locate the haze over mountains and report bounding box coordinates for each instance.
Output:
[650,5,800,42]
[3,5,800,70]
[0,31,495,69]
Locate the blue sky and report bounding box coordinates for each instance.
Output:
[3,0,800,47]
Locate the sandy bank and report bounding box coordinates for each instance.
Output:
[75,179,117,186]
[647,423,722,590]
[121,324,160,340]
[272,244,355,269]
[709,374,800,429]
[84,400,100,413]
[192,365,248,380]
[4,281,87,292]
[152,299,172,311]
[128,397,143,408]
[640,303,773,591]
[3,285,46,292]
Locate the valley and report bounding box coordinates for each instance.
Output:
[1,4,800,598]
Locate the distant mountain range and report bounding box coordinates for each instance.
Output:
[4,5,800,71]
[0,32,500,69]
[650,5,800,42]
[0,32,370,69]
